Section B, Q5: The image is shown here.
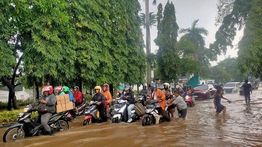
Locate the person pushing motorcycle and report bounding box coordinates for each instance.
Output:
[151,84,170,121]
[92,86,107,122]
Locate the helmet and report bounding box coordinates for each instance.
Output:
[48,86,54,95]
[94,86,101,91]
[63,86,70,93]
[163,83,170,89]
[42,86,53,95]
[103,83,109,87]
[42,86,50,92]
[74,86,79,90]
[55,86,63,94]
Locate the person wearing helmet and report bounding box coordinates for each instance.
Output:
[39,85,56,135]
[151,84,170,121]
[73,86,83,107]
[93,86,107,122]
[54,86,64,95]
[102,83,112,118]
[63,86,74,102]
[123,86,135,123]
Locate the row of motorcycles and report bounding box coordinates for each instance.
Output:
[2,102,87,143]
[82,95,181,127]
[3,94,195,143]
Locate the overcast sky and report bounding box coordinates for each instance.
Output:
[138,0,243,66]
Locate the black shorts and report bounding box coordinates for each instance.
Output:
[178,108,187,119]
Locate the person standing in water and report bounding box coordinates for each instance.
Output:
[214,86,231,115]
[241,79,252,106]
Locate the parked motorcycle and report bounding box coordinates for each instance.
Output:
[76,102,88,116]
[111,98,128,123]
[142,100,169,126]
[185,95,195,107]
[65,102,88,122]
[82,101,100,125]
[3,104,69,143]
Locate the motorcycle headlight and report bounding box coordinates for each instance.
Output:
[19,112,24,117]
[23,107,29,112]
[114,108,120,112]
[146,109,152,113]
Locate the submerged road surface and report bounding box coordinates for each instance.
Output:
[0,91,262,147]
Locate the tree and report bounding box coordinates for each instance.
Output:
[144,0,160,84]
[178,19,210,76]
[22,0,76,93]
[0,1,29,110]
[125,0,146,84]
[210,0,252,58]
[238,0,262,78]
[212,0,262,78]
[209,58,243,84]
[0,0,146,110]
[155,2,179,81]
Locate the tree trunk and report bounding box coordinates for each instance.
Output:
[145,0,152,84]
[109,83,114,97]
[36,83,40,99]
[79,77,83,92]
[7,86,17,110]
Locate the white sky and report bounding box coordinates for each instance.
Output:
[138,0,243,66]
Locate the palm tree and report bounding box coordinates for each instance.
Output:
[144,0,158,84]
[179,19,208,61]
[140,12,157,28]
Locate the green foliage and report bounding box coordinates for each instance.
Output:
[0,110,21,123]
[0,1,17,77]
[0,99,34,110]
[155,2,179,81]
[177,20,211,76]
[0,109,38,124]
[140,12,157,27]
[124,0,146,84]
[213,0,262,78]
[238,0,262,78]
[1,0,146,100]
[209,58,243,84]
[211,0,252,57]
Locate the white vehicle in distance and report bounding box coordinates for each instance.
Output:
[223,82,240,93]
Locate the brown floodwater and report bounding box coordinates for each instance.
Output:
[0,92,261,147]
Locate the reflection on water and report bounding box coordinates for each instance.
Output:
[0,93,261,147]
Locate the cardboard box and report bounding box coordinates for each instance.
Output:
[56,95,74,113]
[56,105,64,113]
[65,102,74,110]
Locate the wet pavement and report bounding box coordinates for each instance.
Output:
[0,90,261,147]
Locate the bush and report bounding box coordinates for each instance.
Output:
[0,110,21,124]
[0,109,39,124]
[0,98,35,110]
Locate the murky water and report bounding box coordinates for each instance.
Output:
[0,91,261,147]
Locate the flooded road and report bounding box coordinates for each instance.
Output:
[0,90,261,147]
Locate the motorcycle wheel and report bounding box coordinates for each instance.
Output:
[111,118,114,123]
[142,117,147,126]
[83,119,92,126]
[3,127,25,143]
[56,120,69,131]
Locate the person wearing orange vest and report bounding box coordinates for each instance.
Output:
[102,83,112,118]
[151,84,170,121]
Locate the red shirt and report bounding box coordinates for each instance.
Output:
[74,91,83,103]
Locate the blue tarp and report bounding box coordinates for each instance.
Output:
[187,75,200,88]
